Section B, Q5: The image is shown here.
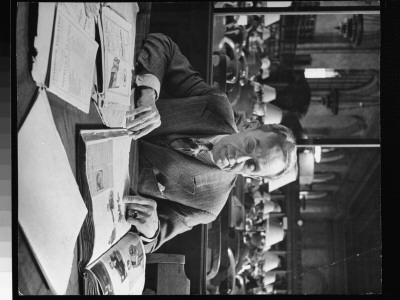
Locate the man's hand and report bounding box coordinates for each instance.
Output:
[124,195,159,239]
[126,87,161,140]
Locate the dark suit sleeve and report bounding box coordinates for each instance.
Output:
[142,200,217,253]
[136,33,220,99]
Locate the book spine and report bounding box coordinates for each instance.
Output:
[76,135,95,269]
[82,269,100,295]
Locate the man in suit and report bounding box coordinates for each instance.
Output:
[123,33,297,253]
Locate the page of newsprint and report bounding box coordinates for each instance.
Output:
[48,3,98,113]
[81,130,133,265]
[101,6,132,107]
[59,2,96,39]
[85,232,146,295]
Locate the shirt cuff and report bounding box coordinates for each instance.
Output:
[136,73,160,100]
[138,220,160,244]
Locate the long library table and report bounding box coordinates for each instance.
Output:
[17,2,150,295]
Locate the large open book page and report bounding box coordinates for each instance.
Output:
[80,130,132,265]
[18,89,88,295]
[48,4,98,113]
[85,232,146,295]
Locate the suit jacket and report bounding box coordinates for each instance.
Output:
[135,33,240,252]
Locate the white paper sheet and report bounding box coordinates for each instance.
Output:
[31,2,56,86]
[48,4,98,113]
[18,89,88,295]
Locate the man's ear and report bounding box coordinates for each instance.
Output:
[238,120,260,132]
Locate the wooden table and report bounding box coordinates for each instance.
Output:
[17,2,150,295]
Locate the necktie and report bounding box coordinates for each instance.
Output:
[170,137,213,157]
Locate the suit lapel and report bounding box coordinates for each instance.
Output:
[139,140,236,195]
[141,93,239,195]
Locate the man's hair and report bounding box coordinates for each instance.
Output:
[254,124,297,180]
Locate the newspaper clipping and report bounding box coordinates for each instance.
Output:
[48,4,98,113]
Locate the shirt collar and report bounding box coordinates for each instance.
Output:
[207,135,228,146]
[196,135,228,165]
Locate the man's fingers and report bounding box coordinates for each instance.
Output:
[129,127,151,140]
[127,120,151,133]
[127,111,154,128]
[129,117,159,132]
[126,106,152,118]
[129,121,161,140]
[126,203,154,215]
[127,109,160,132]
[126,203,152,212]
[126,101,161,139]
[125,203,155,225]
[126,208,152,222]
[123,196,157,209]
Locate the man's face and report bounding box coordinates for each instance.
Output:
[211,128,285,178]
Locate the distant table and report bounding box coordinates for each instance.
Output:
[17,2,151,295]
[210,175,245,294]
